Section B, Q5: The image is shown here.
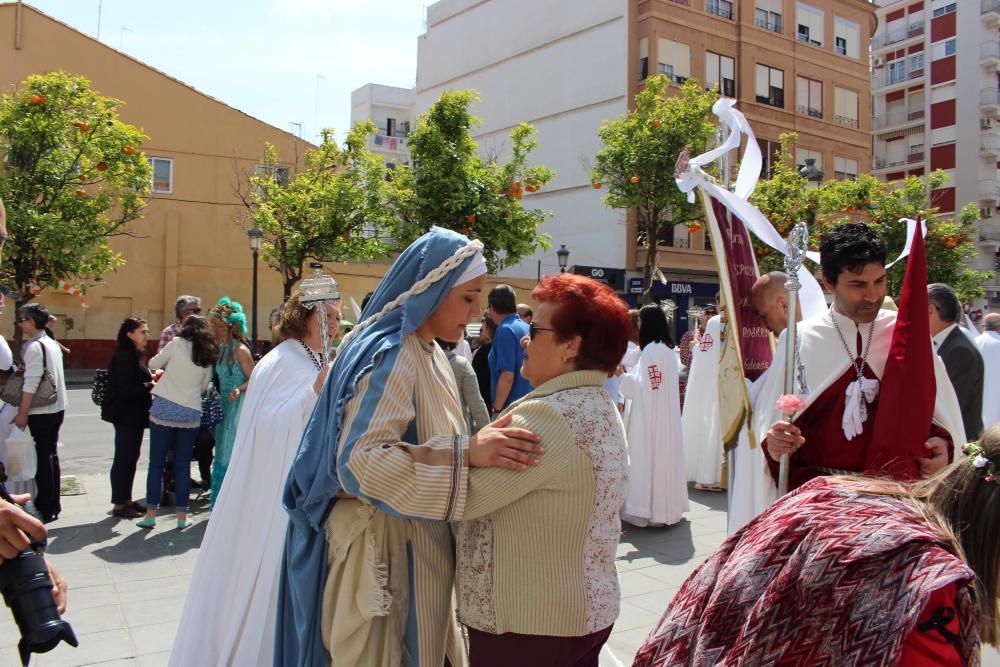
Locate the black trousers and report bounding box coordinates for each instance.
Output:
[28,411,64,520]
[110,422,145,505]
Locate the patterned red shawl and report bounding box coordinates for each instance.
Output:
[633,478,980,666]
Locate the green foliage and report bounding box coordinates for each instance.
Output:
[0,72,150,306]
[396,90,554,273]
[751,133,987,303]
[244,121,407,298]
[591,76,717,301]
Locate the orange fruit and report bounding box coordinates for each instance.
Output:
[96,163,108,171]
[630,176,640,184]
[466,214,476,223]
[593,182,602,189]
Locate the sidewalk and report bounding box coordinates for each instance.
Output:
[0,473,730,666]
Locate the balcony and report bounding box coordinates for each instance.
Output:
[755,17,782,33]
[985,0,1000,28]
[907,146,925,164]
[872,108,924,131]
[796,104,823,119]
[872,22,924,51]
[371,133,408,152]
[979,225,1000,244]
[874,155,906,170]
[873,66,922,90]
[835,115,859,128]
[984,42,1000,71]
[980,179,1000,204]
[706,0,732,20]
[982,88,1000,116]
[982,133,1000,158]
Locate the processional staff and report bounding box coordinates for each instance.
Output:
[298,262,341,363]
[778,222,808,496]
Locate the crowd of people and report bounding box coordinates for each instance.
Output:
[0,220,995,666]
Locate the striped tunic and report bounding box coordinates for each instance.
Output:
[328,334,469,666]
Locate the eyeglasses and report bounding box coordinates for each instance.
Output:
[15,318,29,324]
[528,322,557,340]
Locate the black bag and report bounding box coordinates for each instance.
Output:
[91,369,109,407]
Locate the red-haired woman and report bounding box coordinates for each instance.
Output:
[456,273,631,666]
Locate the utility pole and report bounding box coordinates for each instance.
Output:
[97,0,103,40]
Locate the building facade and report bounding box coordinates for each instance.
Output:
[350,83,414,166]
[872,0,1000,312]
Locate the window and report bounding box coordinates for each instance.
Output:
[909,90,925,119]
[386,118,396,137]
[254,164,291,185]
[909,52,925,77]
[834,156,859,180]
[755,0,782,33]
[796,76,823,118]
[931,39,956,59]
[638,38,649,80]
[758,138,782,179]
[756,64,784,108]
[707,0,733,20]
[834,87,858,127]
[932,3,956,18]
[706,52,736,98]
[796,148,824,186]
[149,157,172,194]
[658,38,691,84]
[796,4,824,47]
[402,121,411,136]
[888,58,907,84]
[834,17,860,58]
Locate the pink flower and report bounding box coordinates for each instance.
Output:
[986,475,996,483]
[776,394,807,415]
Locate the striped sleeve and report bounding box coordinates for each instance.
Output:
[339,347,469,521]
[459,400,575,521]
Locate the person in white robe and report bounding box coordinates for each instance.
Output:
[619,304,689,527]
[167,295,337,667]
[681,314,724,490]
[975,313,1000,431]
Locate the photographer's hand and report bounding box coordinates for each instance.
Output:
[0,498,46,560]
[47,561,67,614]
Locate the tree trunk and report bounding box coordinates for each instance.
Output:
[640,209,660,305]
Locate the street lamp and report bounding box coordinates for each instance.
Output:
[556,245,570,273]
[247,225,264,354]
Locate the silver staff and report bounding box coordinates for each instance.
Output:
[298,262,341,362]
[778,221,808,496]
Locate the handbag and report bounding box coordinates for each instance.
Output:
[0,341,58,409]
[92,369,109,407]
[201,388,223,428]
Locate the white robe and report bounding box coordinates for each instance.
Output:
[681,315,723,487]
[727,370,774,535]
[975,330,1000,431]
[750,307,965,510]
[619,341,689,526]
[168,340,321,667]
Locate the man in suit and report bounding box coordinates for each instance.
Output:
[928,283,984,441]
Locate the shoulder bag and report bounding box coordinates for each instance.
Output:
[0,341,59,409]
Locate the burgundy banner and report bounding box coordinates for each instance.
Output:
[709,197,772,381]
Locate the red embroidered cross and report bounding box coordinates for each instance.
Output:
[648,364,662,390]
[699,333,714,352]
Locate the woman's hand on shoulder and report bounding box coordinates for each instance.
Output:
[312,364,330,396]
[469,412,544,471]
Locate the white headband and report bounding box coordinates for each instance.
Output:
[455,251,486,286]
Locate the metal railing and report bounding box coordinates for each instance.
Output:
[755,17,782,33]
[872,108,924,129]
[983,135,1000,153]
[980,227,1000,242]
[835,114,859,128]
[872,22,924,50]
[982,88,1000,107]
[907,147,925,163]
[795,104,823,118]
[706,0,732,20]
[874,156,906,169]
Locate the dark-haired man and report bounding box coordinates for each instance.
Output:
[753,224,965,498]
[487,285,531,415]
[929,283,984,441]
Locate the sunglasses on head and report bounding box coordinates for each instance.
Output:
[528,322,556,340]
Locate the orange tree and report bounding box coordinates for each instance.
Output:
[0,72,150,311]
[393,90,554,273]
[591,76,717,303]
[751,133,986,303]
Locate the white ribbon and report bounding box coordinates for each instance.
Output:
[675,98,826,320]
[886,218,927,269]
[842,377,880,441]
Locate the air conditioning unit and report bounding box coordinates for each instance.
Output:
[983,117,995,130]
[873,56,886,68]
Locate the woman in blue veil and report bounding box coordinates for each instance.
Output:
[276,227,541,666]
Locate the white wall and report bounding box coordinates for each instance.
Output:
[416,0,629,280]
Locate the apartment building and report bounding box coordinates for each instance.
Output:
[350,83,414,166]
[872,0,1000,311]
[630,0,874,327]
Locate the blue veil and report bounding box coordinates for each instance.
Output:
[275,227,482,666]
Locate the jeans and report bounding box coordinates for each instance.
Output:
[28,411,64,520]
[146,423,199,512]
[110,423,145,505]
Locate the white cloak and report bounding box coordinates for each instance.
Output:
[750,307,965,510]
[975,331,1000,431]
[169,340,321,667]
[727,370,775,535]
[681,315,724,487]
[619,341,689,526]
